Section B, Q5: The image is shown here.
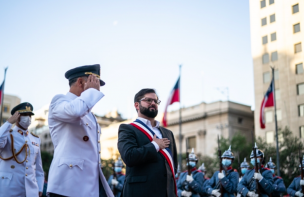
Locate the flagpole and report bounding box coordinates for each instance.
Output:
[0,67,8,125]
[178,65,182,169]
[272,67,280,177]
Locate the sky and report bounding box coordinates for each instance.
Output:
[0,0,254,119]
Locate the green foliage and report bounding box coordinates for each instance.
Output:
[101,158,115,180]
[41,151,53,181]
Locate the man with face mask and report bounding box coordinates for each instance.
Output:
[47,64,113,197]
[107,157,125,197]
[239,158,250,182]
[265,157,286,197]
[237,143,273,197]
[204,146,239,197]
[118,88,178,197]
[287,156,304,197]
[176,148,205,197]
[0,102,44,197]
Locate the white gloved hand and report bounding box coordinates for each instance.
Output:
[212,189,221,197]
[218,171,225,179]
[301,180,304,186]
[111,179,118,186]
[295,191,304,197]
[247,191,257,197]
[181,190,192,197]
[254,172,263,181]
[186,175,194,183]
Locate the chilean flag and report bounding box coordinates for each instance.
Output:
[0,68,8,106]
[162,77,180,127]
[260,76,274,129]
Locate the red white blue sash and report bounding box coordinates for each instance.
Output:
[130,119,177,195]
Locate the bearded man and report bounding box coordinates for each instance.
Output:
[118,88,178,197]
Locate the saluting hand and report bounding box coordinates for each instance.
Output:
[84,75,100,91]
[153,134,170,149]
[8,112,20,124]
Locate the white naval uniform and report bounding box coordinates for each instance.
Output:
[47,88,114,197]
[0,122,44,197]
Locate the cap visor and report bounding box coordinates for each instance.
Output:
[100,79,105,86]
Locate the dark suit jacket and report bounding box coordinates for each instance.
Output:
[118,123,178,197]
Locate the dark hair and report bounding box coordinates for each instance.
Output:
[69,78,78,87]
[134,89,158,103]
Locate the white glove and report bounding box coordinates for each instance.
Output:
[247,191,258,197]
[181,190,192,197]
[254,172,263,181]
[212,189,221,197]
[186,175,194,183]
[301,180,304,186]
[111,179,118,186]
[296,191,304,197]
[218,171,225,179]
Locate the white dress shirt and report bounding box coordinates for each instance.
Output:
[137,117,162,152]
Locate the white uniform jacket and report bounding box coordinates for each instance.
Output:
[47,88,114,197]
[0,122,44,197]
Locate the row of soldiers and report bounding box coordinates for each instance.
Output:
[105,144,304,197]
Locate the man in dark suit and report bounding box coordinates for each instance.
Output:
[118,88,178,197]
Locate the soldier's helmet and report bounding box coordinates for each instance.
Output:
[250,143,264,159]
[115,157,124,167]
[265,157,276,169]
[240,158,250,168]
[299,155,304,168]
[221,145,235,159]
[188,148,198,162]
[198,163,206,172]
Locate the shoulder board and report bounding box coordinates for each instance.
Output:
[30,132,39,138]
[9,129,13,133]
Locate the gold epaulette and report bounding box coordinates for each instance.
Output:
[30,132,39,138]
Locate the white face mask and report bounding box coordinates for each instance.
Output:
[19,116,31,129]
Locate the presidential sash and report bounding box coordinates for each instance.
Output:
[130,119,177,195]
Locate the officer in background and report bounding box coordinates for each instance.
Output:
[107,157,125,197]
[265,157,286,197]
[177,148,205,197]
[239,158,250,182]
[0,103,44,197]
[198,163,209,182]
[287,156,304,197]
[204,146,239,197]
[175,164,181,181]
[237,143,273,197]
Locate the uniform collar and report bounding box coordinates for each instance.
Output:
[67,91,78,100]
[15,125,28,135]
[137,117,160,128]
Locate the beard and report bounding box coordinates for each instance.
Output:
[139,104,158,118]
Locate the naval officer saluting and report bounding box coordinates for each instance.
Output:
[0,102,44,197]
[47,64,113,197]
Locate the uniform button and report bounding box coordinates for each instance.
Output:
[26,167,28,169]
[25,174,27,176]
[2,177,4,179]
[86,123,88,126]
[25,141,27,143]
[99,151,101,154]
[98,141,100,143]
[11,165,15,169]
[69,164,73,168]
[26,160,28,162]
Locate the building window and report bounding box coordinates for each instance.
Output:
[2,105,9,113]
[274,69,279,80]
[48,142,52,148]
[300,126,304,138]
[275,89,280,100]
[296,63,304,74]
[270,14,275,23]
[261,0,266,8]
[269,0,274,5]
[294,23,301,33]
[261,17,267,26]
[43,144,47,149]
[266,131,274,143]
[262,53,269,64]
[238,117,243,124]
[263,72,271,83]
[271,51,278,61]
[299,104,304,117]
[266,111,273,123]
[271,32,276,41]
[277,109,282,121]
[44,134,48,139]
[262,35,268,44]
[293,4,299,14]
[187,136,196,150]
[297,83,304,95]
[295,43,302,53]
